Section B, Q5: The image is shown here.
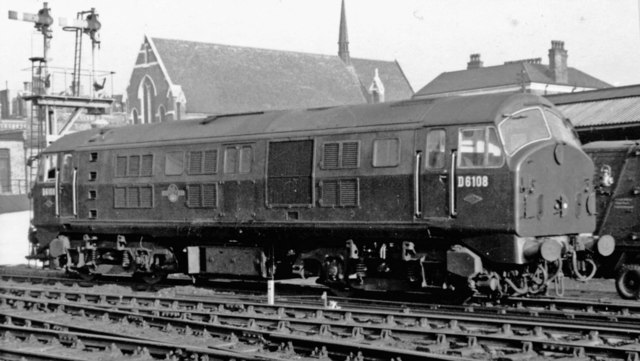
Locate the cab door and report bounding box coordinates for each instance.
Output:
[415,127,451,219]
[58,152,76,218]
[454,126,507,229]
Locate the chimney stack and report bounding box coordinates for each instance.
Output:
[548,40,568,84]
[467,54,483,69]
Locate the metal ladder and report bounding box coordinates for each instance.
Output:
[71,25,83,96]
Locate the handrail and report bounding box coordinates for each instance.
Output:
[54,169,60,217]
[414,151,422,218]
[450,151,457,217]
[72,168,77,217]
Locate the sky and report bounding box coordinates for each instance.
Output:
[0,0,639,96]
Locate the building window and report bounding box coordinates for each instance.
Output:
[138,76,156,124]
[373,138,400,167]
[158,105,166,122]
[0,149,10,193]
[426,129,446,169]
[224,145,252,174]
[132,109,139,125]
[322,141,359,169]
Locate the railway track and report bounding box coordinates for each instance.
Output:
[3,283,640,360]
[0,321,279,361]
[0,266,327,297]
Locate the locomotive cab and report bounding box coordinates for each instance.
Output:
[409,96,602,296]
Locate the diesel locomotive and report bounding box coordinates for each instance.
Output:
[583,140,640,298]
[28,93,609,297]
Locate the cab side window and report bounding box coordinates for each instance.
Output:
[60,153,73,182]
[41,154,58,182]
[426,129,446,169]
[458,127,503,168]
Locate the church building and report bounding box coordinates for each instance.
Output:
[125,1,413,124]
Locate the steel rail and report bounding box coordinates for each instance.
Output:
[0,346,88,361]
[0,269,325,298]
[0,296,471,361]
[3,290,640,361]
[2,283,639,330]
[0,322,279,361]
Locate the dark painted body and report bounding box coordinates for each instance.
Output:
[29,93,597,295]
[584,141,640,270]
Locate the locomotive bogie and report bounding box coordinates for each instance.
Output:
[28,93,598,295]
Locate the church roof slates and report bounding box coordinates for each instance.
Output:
[350,58,414,101]
[151,37,389,114]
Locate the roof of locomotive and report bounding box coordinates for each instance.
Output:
[45,92,553,153]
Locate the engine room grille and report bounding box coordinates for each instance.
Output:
[188,150,218,175]
[267,140,313,206]
[114,185,154,208]
[341,142,359,168]
[322,141,359,169]
[321,178,359,207]
[340,179,358,205]
[128,155,140,176]
[116,154,154,177]
[116,156,127,177]
[187,183,217,208]
[204,150,218,173]
[323,143,339,169]
[202,184,217,207]
[141,155,153,176]
[188,152,203,174]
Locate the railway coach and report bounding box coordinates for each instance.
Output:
[28,93,609,297]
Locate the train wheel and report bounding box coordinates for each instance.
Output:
[615,264,640,299]
[138,271,167,285]
[77,270,97,282]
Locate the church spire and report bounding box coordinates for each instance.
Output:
[338,0,351,65]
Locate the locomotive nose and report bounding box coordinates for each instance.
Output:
[515,142,595,237]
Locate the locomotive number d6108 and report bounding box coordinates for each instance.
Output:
[458,175,489,188]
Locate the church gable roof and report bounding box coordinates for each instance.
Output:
[415,62,610,98]
[150,37,368,114]
[350,58,414,102]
